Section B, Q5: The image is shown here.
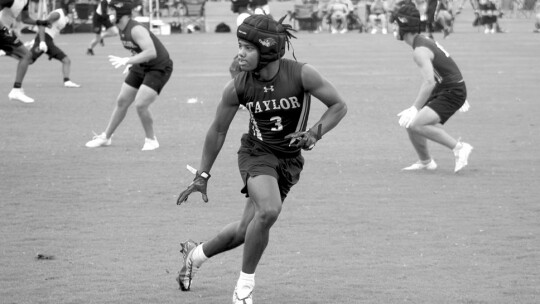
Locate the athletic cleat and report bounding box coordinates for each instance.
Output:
[64,80,81,88]
[8,88,34,103]
[402,159,437,171]
[177,239,198,291]
[86,48,94,56]
[85,132,111,148]
[141,137,159,151]
[233,286,253,304]
[454,142,473,173]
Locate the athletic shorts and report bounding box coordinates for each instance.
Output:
[0,29,23,54]
[124,59,173,94]
[237,133,304,202]
[424,82,467,124]
[30,34,67,62]
[92,14,114,34]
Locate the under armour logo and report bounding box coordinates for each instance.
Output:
[263,86,274,92]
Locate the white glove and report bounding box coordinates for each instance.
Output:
[122,64,132,74]
[397,106,418,128]
[459,100,470,112]
[38,41,47,52]
[108,55,130,69]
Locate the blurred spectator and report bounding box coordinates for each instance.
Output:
[250,0,271,15]
[328,0,354,33]
[434,0,454,38]
[478,0,502,33]
[367,0,388,34]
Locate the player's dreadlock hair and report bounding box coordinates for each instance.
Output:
[394,4,421,40]
[237,14,297,71]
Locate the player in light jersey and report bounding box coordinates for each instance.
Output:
[85,0,173,151]
[175,14,347,304]
[394,4,473,173]
[25,0,80,88]
[86,0,118,55]
[1,0,50,103]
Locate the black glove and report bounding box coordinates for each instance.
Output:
[35,19,49,26]
[285,125,322,151]
[0,26,17,44]
[177,171,211,205]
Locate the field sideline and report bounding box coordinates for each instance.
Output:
[1,14,539,304]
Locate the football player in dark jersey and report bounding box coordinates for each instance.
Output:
[175,14,347,304]
[85,0,173,151]
[1,0,50,103]
[86,0,119,55]
[394,4,473,173]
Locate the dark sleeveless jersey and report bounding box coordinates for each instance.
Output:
[413,35,463,85]
[119,19,171,69]
[234,58,311,157]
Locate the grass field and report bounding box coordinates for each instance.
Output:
[1,12,539,304]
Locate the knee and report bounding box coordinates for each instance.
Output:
[62,57,71,65]
[256,204,281,227]
[135,102,149,113]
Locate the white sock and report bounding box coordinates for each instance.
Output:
[191,244,208,268]
[236,271,255,298]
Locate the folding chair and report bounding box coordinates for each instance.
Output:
[178,0,207,33]
[516,0,537,17]
[289,4,319,31]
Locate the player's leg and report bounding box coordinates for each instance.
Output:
[104,83,138,138]
[87,16,103,55]
[101,25,119,41]
[408,107,458,149]
[86,82,138,147]
[233,174,282,303]
[177,197,256,291]
[133,85,159,146]
[9,43,36,103]
[135,65,172,150]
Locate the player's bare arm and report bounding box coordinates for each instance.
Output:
[412,47,436,109]
[198,79,241,173]
[128,25,157,64]
[300,63,348,137]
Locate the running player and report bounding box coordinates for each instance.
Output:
[175,14,347,304]
[1,0,50,103]
[24,0,80,88]
[86,0,118,55]
[394,4,473,172]
[85,0,173,151]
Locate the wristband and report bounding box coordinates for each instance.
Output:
[198,171,210,179]
[36,20,49,26]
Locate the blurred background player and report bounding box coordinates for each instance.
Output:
[87,0,118,55]
[1,0,49,103]
[175,14,347,304]
[394,4,473,172]
[85,0,173,150]
[24,0,80,88]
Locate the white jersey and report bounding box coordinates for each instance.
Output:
[45,9,68,38]
[0,0,29,29]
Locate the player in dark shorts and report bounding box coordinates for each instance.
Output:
[86,0,118,55]
[25,1,80,88]
[175,14,347,304]
[1,0,50,103]
[85,0,173,151]
[393,4,473,172]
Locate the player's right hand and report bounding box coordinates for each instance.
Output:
[177,171,211,205]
